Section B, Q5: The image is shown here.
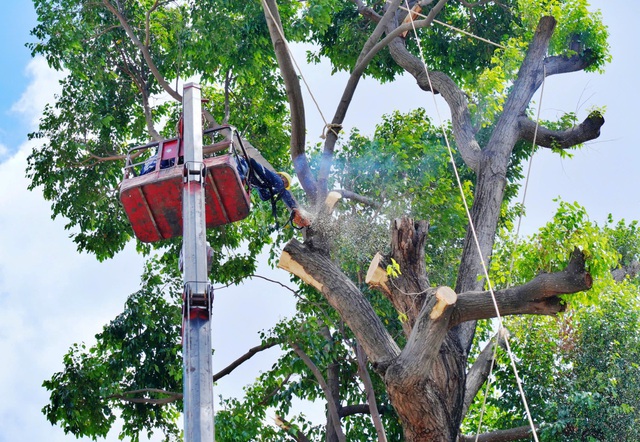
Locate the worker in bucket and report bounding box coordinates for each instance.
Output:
[140,137,312,229]
[235,147,312,229]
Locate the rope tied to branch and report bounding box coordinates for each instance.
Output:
[320,123,343,140]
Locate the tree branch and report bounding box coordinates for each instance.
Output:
[458,424,539,442]
[518,111,605,149]
[213,340,280,382]
[102,0,182,102]
[451,248,592,327]
[261,0,318,203]
[385,286,457,383]
[274,415,312,442]
[338,403,387,417]
[351,0,382,23]
[319,325,342,442]
[612,260,640,282]
[356,0,448,74]
[356,343,388,442]
[315,0,409,200]
[461,328,509,418]
[324,190,381,214]
[487,16,557,157]
[290,342,346,442]
[544,51,595,77]
[140,84,163,141]
[113,41,163,141]
[279,240,401,372]
[144,0,160,47]
[386,24,481,171]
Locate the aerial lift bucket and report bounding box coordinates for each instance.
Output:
[119,128,251,243]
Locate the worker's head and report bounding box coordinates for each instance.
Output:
[277,172,292,190]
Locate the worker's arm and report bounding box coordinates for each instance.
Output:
[236,136,277,174]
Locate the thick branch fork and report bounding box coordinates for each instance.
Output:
[280,239,590,442]
[281,239,591,369]
[279,240,401,370]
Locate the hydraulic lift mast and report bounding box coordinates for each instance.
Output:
[181,83,215,442]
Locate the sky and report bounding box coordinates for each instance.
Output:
[0,1,638,441]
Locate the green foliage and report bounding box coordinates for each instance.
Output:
[27,0,292,259]
[470,0,609,125]
[332,109,473,286]
[386,258,402,278]
[493,200,621,303]
[42,260,183,441]
[521,0,611,72]
[29,0,616,439]
[465,202,640,440]
[213,281,405,440]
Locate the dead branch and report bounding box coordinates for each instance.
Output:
[213,340,280,382]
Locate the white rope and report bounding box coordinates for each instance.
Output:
[474,335,500,442]
[403,3,539,440]
[398,5,508,49]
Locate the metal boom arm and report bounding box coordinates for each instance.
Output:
[182,83,215,441]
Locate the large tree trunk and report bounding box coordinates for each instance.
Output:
[380,219,465,442]
[385,338,466,441]
[282,221,591,442]
[272,2,603,438]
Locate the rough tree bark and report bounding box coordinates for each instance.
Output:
[280,228,592,441]
[268,2,604,440]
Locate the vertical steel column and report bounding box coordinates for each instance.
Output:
[182,83,215,442]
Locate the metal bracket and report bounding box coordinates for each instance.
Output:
[183,281,214,319]
[183,161,206,184]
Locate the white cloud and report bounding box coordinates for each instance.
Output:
[0,137,151,442]
[10,56,67,128]
[0,56,152,442]
[0,54,295,442]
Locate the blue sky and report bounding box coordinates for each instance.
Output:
[0,0,37,153]
[0,1,638,442]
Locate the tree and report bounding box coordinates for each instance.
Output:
[462,202,640,441]
[27,0,624,441]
